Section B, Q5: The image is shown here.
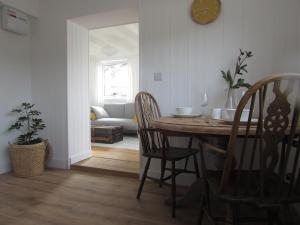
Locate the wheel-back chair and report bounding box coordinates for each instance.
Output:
[135,91,200,217]
[199,74,300,225]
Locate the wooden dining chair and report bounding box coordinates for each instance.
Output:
[135,91,200,218]
[198,74,300,225]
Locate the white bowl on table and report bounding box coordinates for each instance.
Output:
[176,107,193,115]
[222,109,250,122]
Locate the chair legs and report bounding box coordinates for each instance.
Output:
[137,155,199,218]
[198,195,218,225]
[171,160,176,218]
[159,159,166,187]
[137,157,151,199]
[230,204,239,225]
[267,209,284,225]
[198,196,205,225]
[193,154,200,178]
[184,157,189,170]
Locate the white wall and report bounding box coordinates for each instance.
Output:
[67,21,91,164]
[30,0,299,176]
[139,0,300,184]
[140,0,300,115]
[0,11,32,173]
[0,0,38,17]
[31,0,138,168]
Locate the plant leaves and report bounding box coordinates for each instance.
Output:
[8,102,46,144]
[221,70,228,81]
[240,49,245,56]
[240,82,252,89]
[227,70,233,87]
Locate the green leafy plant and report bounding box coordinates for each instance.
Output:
[221,49,253,89]
[8,103,46,145]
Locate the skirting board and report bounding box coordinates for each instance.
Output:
[47,159,69,169]
[0,159,69,174]
[0,161,11,174]
[0,160,69,174]
[70,151,92,165]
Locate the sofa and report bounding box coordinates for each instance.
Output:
[91,103,138,134]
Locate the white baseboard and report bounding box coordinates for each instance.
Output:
[70,151,92,165]
[0,161,11,174]
[0,159,69,174]
[47,159,69,169]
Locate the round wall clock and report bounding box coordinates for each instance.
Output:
[191,0,221,25]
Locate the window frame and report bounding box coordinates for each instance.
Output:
[100,59,131,102]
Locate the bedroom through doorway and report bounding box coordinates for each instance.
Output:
[73,23,140,176]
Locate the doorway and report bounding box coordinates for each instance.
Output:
[67,10,140,176]
[78,23,140,176]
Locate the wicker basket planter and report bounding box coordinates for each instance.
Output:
[9,141,47,178]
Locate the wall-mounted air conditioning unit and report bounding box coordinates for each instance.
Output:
[1,6,29,35]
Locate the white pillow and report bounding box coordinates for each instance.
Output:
[91,106,109,119]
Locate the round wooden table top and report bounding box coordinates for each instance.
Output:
[150,116,253,136]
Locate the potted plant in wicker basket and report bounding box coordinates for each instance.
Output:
[8,102,47,178]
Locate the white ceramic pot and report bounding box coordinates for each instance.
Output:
[222,109,250,121]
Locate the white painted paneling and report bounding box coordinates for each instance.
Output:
[67,21,91,164]
[0,0,38,17]
[72,8,138,30]
[140,0,300,116]
[139,0,300,185]
[30,0,299,178]
[0,11,32,173]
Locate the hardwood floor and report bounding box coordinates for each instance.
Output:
[72,147,139,178]
[0,170,199,225]
[92,146,139,162]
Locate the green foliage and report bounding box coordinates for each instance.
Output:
[221,49,253,90]
[8,102,46,145]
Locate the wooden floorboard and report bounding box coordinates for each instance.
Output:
[0,170,201,225]
[72,147,140,177]
[0,170,294,224]
[92,147,139,162]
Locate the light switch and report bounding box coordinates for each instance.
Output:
[154,72,162,81]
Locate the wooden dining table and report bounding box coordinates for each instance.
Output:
[151,115,256,137]
[150,115,237,206]
[151,115,299,206]
[151,115,300,207]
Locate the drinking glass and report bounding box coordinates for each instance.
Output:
[201,92,208,115]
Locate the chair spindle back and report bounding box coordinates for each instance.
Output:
[135,92,167,156]
[220,74,300,204]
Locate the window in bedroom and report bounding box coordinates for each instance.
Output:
[102,59,131,101]
[89,23,139,105]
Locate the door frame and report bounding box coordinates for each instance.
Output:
[67,9,139,169]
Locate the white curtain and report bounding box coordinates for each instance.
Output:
[89,56,139,106]
[89,56,98,106]
[128,56,139,103]
[89,56,103,106]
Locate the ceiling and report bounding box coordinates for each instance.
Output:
[89,23,139,60]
